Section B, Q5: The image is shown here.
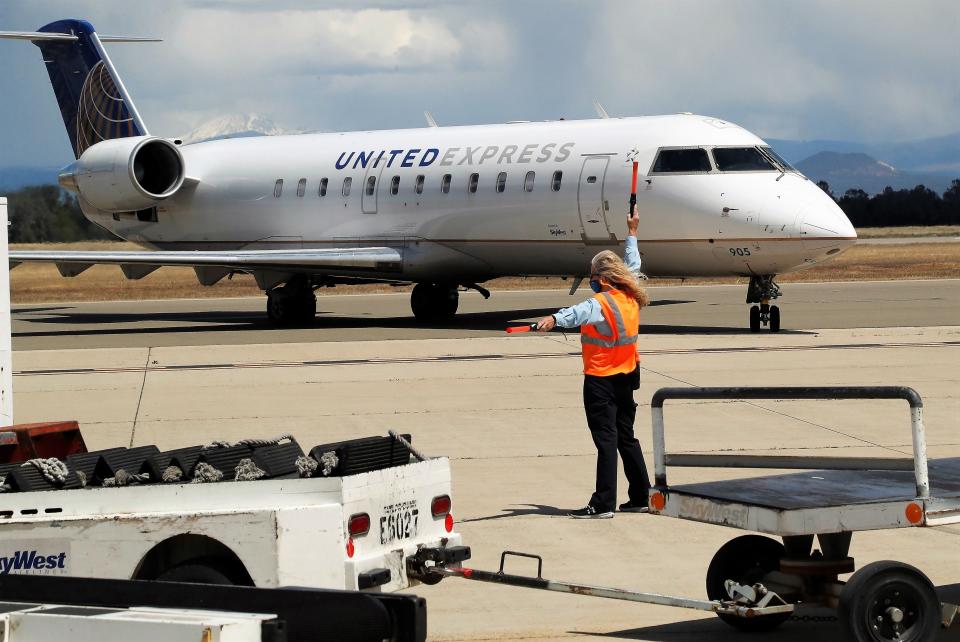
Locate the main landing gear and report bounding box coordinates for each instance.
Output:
[266,275,316,326]
[410,282,490,323]
[746,275,782,333]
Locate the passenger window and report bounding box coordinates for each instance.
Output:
[652,148,712,173]
[415,175,425,195]
[524,171,535,192]
[468,173,479,194]
[318,178,328,197]
[551,170,562,191]
[365,176,376,196]
[496,172,507,193]
[391,176,400,195]
[586,176,597,183]
[441,174,451,194]
[713,147,776,172]
[274,179,283,198]
[342,177,352,197]
[297,178,307,197]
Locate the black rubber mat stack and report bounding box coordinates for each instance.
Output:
[249,439,305,479]
[142,446,203,482]
[309,434,412,477]
[4,464,84,492]
[192,444,255,481]
[0,462,21,490]
[92,445,161,485]
[66,448,125,482]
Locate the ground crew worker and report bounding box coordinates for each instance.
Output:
[535,205,650,518]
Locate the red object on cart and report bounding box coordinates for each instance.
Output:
[0,421,87,463]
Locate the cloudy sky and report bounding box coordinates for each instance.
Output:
[1,0,958,168]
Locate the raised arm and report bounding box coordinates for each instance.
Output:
[624,204,642,274]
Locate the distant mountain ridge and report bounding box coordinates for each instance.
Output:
[767,132,960,175]
[794,151,955,196]
[181,114,306,144]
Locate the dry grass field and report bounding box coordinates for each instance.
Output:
[9,233,960,303]
[854,225,960,238]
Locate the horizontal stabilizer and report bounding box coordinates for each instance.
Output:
[98,36,162,43]
[0,31,159,42]
[9,247,404,274]
[0,31,78,41]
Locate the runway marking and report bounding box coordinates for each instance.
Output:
[13,340,958,377]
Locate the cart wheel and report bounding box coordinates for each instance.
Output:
[157,562,234,585]
[838,560,940,642]
[706,535,791,632]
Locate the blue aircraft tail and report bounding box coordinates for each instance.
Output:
[30,19,148,158]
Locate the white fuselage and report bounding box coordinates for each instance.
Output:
[86,114,856,283]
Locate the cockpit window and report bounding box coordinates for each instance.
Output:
[712,147,776,172]
[651,148,712,173]
[760,147,796,172]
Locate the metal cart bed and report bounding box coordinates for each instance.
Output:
[416,386,958,642]
[645,386,958,641]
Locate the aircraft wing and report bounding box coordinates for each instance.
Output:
[8,247,403,285]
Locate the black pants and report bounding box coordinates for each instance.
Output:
[583,372,650,512]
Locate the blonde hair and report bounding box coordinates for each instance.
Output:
[591,250,650,307]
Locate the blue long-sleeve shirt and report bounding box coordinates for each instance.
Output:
[553,236,642,328]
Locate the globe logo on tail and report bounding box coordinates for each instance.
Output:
[76,61,138,156]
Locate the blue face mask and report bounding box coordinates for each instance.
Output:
[589,278,602,293]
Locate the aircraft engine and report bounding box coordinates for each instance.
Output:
[58,136,185,212]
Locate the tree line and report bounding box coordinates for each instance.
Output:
[2,178,959,243]
[3,186,113,243]
[818,179,960,227]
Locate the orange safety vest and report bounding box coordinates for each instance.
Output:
[580,289,640,376]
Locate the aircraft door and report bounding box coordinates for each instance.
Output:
[577,157,613,241]
[361,159,386,214]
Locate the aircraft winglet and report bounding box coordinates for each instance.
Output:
[593,101,610,119]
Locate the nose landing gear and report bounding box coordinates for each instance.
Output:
[747,275,781,333]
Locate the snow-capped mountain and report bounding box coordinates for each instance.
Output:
[181,114,304,144]
[795,151,955,195]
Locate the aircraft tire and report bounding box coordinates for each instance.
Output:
[266,290,316,326]
[411,282,459,322]
[769,305,781,332]
[749,305,761,332]
[266,291,285,324]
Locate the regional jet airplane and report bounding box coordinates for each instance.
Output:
[1,19,856,331]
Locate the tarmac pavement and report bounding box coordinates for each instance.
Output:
[10,307,960,640]
[12,279,960,350]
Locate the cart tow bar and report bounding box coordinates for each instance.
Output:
[423,550,794,618]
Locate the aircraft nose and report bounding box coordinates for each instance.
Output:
[799,184,857,247]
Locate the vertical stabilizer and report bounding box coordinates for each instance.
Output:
[32,19,148,158]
